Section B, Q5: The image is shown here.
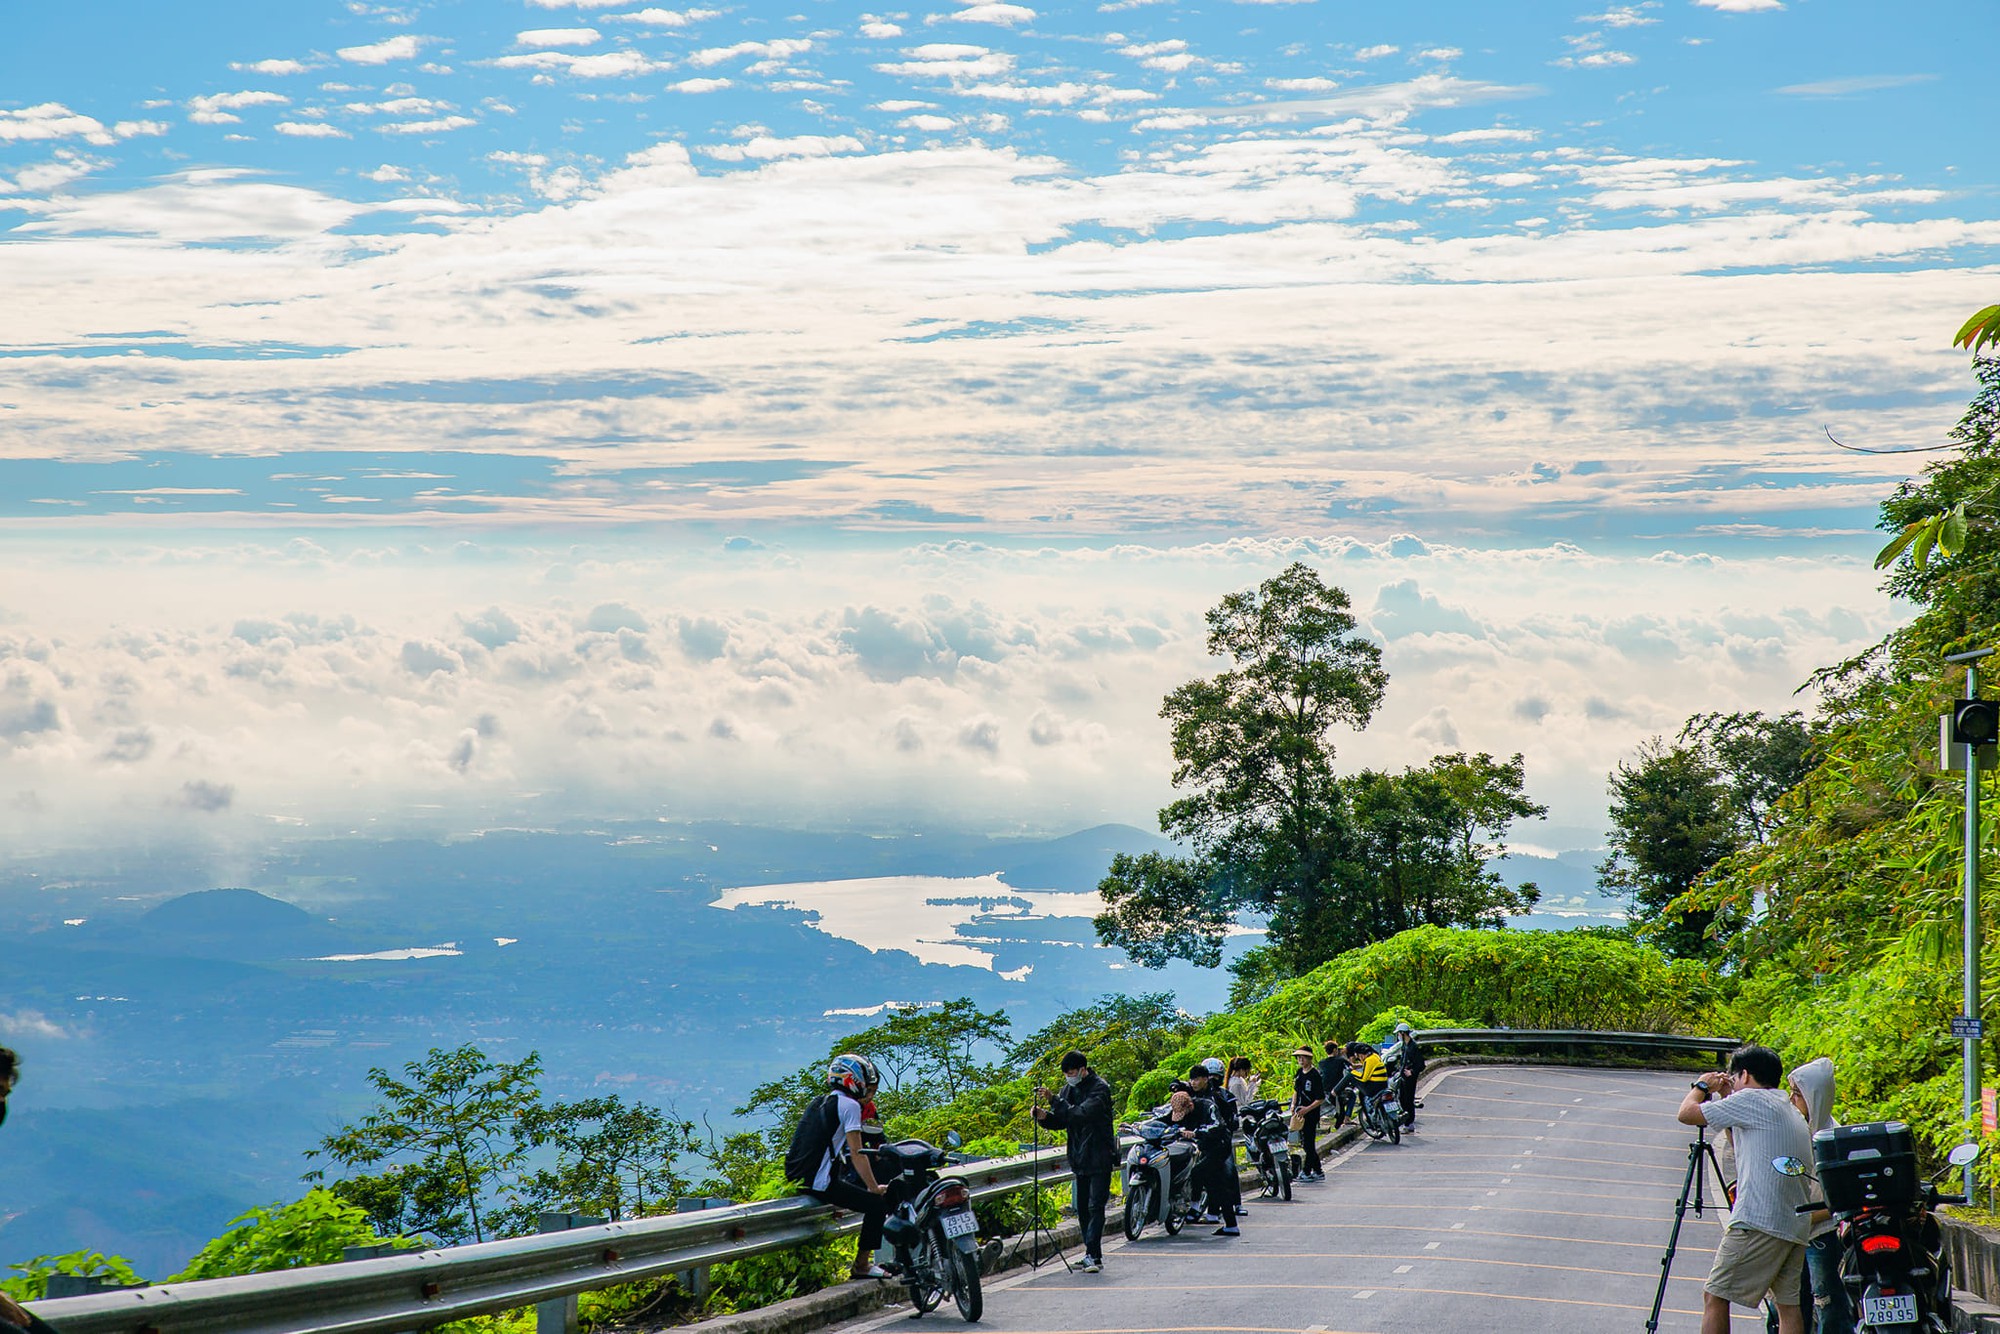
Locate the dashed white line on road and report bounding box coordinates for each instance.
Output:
[1393,1265,1413,1274]
[1353,1290,1375,1299]
[1423,1242,1440,1250]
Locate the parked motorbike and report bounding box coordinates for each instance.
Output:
[872,1131,983,1323]
[1357,1082,1402,1145]
[1241,1097,1294,1200]
[1121,1108,1208,1240]
[1778,1125,1981,1332]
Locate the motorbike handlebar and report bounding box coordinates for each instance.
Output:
[1796,1201,1826,1214]
[1937,1193,1969,1206]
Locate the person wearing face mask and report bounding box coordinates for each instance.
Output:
[1034,1049,1116,1272]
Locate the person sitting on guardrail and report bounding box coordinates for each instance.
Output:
[1033,1049,1116,1273]
[801,1053,894,1282]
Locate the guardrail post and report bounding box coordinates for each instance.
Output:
[536,1212,607,1334]
[673,1197,734,1301]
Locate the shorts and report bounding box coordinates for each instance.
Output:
[1705,1225,1806,1309]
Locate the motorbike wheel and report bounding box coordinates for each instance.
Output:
[906,1233,944,1314]
[1123,1183,1151,1241]
[943,1231,983,1323]
[1385,1114,1401,1146]
[1163,1190,1186,1235]
[1362,1103,1387,1141]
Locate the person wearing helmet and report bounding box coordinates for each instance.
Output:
[1391,1022,1425,1130]
[1185,1063,1241,1235]
[811,1053,893,1281]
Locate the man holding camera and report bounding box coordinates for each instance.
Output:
[1033,1049,1115,1272]
[1677,1045,1814,1334]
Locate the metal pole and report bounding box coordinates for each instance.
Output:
[1970,660,1984,1200]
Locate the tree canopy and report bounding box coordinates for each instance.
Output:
[1096,562,1544,983]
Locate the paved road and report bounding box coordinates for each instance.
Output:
[840,1064,1733,1334]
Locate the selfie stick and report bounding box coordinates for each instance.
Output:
[1646,1113,1729,1333]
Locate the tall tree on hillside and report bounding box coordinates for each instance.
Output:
[1599,740,1738,957]
[1095,563,1385,976]
[1096,565,1547,984]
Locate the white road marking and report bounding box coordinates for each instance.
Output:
[1423,1242,1440,1250]
[1450,1222,1466,1230]
[1353,1290,1376,1299]
[1393,1265,1413,1274]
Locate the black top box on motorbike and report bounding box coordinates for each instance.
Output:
[1812,1120,1918,1213]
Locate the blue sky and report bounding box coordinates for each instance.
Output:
[0,1,1989,849]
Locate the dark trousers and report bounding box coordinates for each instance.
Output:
[810,1178,888,1261]
[1072,1169,1112,1260]
[1299,1110,1323,1174]
[1397,1070,1419,1125]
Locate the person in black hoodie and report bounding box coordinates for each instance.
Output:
[1034,1049,1117,1272]
[1185,1064,1241,1235]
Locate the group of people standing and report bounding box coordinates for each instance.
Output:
[1282,1022,1427,1179]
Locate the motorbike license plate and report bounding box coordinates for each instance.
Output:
[940,1209,978,1239]
[1861,1294,1918,1325]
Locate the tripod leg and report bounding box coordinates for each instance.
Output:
[1648,1140,1708,1334]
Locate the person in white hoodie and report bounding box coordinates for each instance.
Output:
[1782,1057,1847,1334]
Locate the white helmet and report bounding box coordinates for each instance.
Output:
[1203,1057,1225,1079]
[1394,1021,1414,1036]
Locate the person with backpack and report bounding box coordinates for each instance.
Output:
[1033,1049,1116,1272]
[788,1053,893,1281]
[1187,1062,1242,1235]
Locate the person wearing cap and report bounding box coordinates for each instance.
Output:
[1291,1046,1327,1182]
[1391,1021,1425,1129]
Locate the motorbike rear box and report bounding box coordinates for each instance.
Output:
[1813,1121,1918,1213]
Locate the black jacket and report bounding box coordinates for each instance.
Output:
[1040,1070,1117,1175]
[1292,1065,1326,1114]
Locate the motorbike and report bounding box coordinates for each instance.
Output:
[1382,1040,1422,1129]
[1241,1097,1294,1200]
[872,1131,983,1323]
[1357,1081,1402,1145]
[1778,1126,1982,1332]
[1121,1108,1209,1240]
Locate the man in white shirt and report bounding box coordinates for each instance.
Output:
[1677,1044,1814,1334]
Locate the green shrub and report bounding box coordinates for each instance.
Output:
[2,1251,144,1301]
[1356,1007,1475,1044]
[1124,925,1723,1117]
[171,1189,415,1282]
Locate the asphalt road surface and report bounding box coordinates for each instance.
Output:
[838,1064,1733,1334]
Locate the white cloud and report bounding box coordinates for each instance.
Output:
[670,76,733,92]
[687,38,815,67]
[491,50,661,76]
[1693,0,1782,8]
[1354,44,1399,60]
[1554,49,1636,69]
[940,2,1036,26]
[0,151,106,195]
[515,27,603,47]
[704,133,865,161]
[379,115,477,134]
[1418,47,1462,60]
[362,163,411,181]
[187,90,291,125]
[902,114,957,131]
[275,121,351,138]
[112,120,170,140]
[336,35,432,64]
[606,6,721,24]
[0,103,122,145]
[1581,4,1659,25]
[861,19,905,37]
[232,58,313,75]
[1434,126,1537,143]
[1776,74,1937,97]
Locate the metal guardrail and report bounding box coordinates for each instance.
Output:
[1413,1027,1741,1060]
[26,1145,1080,1334]
[25,1028,1734,1334]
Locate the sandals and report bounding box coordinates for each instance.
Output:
[851,1263,891,1280]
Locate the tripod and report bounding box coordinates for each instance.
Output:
[1646,1124,1730,1332]
[1026,1093,1075,1273]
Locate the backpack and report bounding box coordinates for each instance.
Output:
[783,1092,844,1186]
